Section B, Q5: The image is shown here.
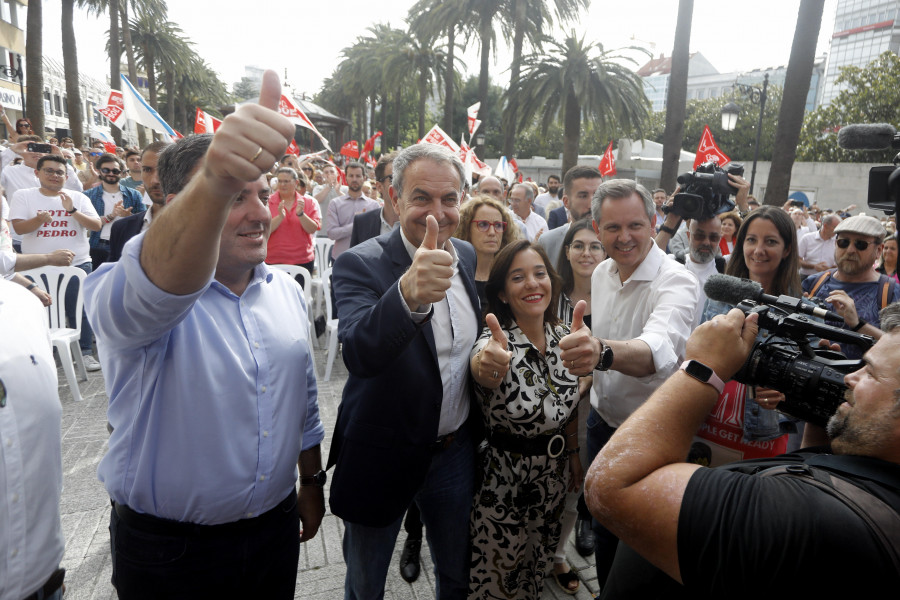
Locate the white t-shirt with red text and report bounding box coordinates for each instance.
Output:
[8,187,98,265]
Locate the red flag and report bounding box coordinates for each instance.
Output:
[362,131,383,155]
[340,140,360,159]
[193,107,222,134]
[171,130,184,139]
[693,125,730,169]
[97,90,125,127]
[103,142,118,154]
[278,94,332,151]
[422,124,461,153]
[286,140,300,156]
[599,140,617,176]
[509,157,519,173]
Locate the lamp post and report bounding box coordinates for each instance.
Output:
[720,72,768,195]
[474,132,485,154]
[0,55,26,120]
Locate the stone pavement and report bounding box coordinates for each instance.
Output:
[56,339,599,599]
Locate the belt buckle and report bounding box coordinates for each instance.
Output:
[547,434,566,458]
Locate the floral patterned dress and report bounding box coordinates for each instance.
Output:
[468,321,580,600]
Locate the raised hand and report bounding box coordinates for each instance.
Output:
[559,300,600,376]
[36,210,53,225]
[113,200,133,218]
[477,313,513,385]
[58,192,74,213]
[399,215,453,310]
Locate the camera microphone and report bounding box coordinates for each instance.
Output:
[703,274,845,322]
[837,123,900,150]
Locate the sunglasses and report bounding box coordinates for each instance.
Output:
[836,238,876,251]
[473,220,507,232]
[100,167,122,175]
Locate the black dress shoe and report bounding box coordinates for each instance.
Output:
[400,536,422,583]
[575,517,596,557]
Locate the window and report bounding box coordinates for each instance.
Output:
[53,92,61,116]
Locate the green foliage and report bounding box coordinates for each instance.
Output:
[232,77,260,102]
[453,76,505,157]
[643,85,783,162]
[796,51,900,163]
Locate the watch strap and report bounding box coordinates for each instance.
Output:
[679,359,726,395]
[300,470,327,487]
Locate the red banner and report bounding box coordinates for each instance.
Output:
[693,125,730,169]
[97,90,125,127]
[193,107,222,135]
[599,140,617,176]
[362,131,382,155]
[286,140,300,156]
[340,140,360,159]
[422,124,460,153]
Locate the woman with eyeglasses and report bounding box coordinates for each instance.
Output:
[547,217,605,594]
[265,167,320,274]
[693,206,801,466]
[454,195,521,314]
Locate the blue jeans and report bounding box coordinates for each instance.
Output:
[64,261,93,355]
[586,408,620,588]
[343,427,474,600]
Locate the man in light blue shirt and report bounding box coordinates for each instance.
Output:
[84,72,325,599]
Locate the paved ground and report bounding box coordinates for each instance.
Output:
[56,336,599,599]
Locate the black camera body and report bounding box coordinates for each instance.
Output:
[731,301,874,428]
[670,161,744,220]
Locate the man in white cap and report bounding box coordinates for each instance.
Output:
[801,214,900,358]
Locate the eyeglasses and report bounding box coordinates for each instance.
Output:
[473,220,507,232]
[377,174,393,183]
[100,168,122,175]
[691,232,722,243]
[40,168,66,178]
[568,241,604,255]
[836,237,875,251]
[301,167,313,173]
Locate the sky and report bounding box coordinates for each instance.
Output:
[42,0,839,101]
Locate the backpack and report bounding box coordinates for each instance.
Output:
[807,268,894,309]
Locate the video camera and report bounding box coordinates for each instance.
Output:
[836,123,900,216]
[731,301,874,428]
[669,161,744,220]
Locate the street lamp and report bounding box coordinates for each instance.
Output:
[0,55,26,120]
[720,72,769,195]
[474,132,485,153]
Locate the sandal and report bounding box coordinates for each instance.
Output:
[553,568,580,595]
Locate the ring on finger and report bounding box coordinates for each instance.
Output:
[492,370,499,379]
[250,146,264,163]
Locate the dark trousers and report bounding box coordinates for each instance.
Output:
[109,493,301,599]
[586,408,621,588]
[65,262,94,355]
[90,243,109,270]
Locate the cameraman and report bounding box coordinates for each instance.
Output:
[585,303,900,597]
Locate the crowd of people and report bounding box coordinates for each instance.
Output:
[2,70,900,600]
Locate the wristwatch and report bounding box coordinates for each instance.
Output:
[66,207,78,214]
[593,338,614,371]
[679,359,725,394]
[300,470,327,487]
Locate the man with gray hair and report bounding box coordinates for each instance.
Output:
[328,143,482,599]
[586,178,699,587]
[509,181,547,241]
[798,213,841,276]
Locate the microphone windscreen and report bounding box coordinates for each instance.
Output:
[703,273,763,305]
[837,123,896,150]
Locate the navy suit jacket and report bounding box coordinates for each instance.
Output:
[327,227,481,526]
[349,207,382,248]
[548,206,568,230]
[108,210,146,263]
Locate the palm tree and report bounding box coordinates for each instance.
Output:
[501,0,588,158]
[516,34,650,176]
[408,0,473,137]
[659,0,693,193]
[763,0,824,205]
[61,0,85,146]
[78,0,121,143]
[129,14,187,111]
[472,0,505,124]
[382,27,445,140]
[25,0,43,137]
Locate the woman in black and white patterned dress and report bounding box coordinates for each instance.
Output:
[468,240,585,599]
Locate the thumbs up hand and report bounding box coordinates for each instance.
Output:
[204,69,296,199]
[559,300,601,376]
[399,215,454,311]
[472,313,513,388]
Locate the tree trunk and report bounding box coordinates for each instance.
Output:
[24,0,43,138]
[502,0,526,159]
[109,0,122,145]
[394,90,401,147]
[418,73,427,139]
[119,1,146,148]
[443,24,456,136]
[763,0,824,206]
[561,88,580,176]
[380,92,389,154]
[478,15,492,121]
[145,43,158,141]
[660,0,693,194]
[61,0,84,146]
[165,69,175,125]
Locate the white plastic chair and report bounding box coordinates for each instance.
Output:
[311,238,335,317]
[22,266,88,402]
[321,267,340,381]
[270,265,320,366]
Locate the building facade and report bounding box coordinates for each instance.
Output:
[0,0,25,136]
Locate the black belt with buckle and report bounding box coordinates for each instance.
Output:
[22,567,65,600]
[487,429,567,458]
[430,424,469,453]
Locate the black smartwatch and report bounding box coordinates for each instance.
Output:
[679,360,725,394]
[300,470,327,487]
[594,339,614,371]
[66,207,78,214]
